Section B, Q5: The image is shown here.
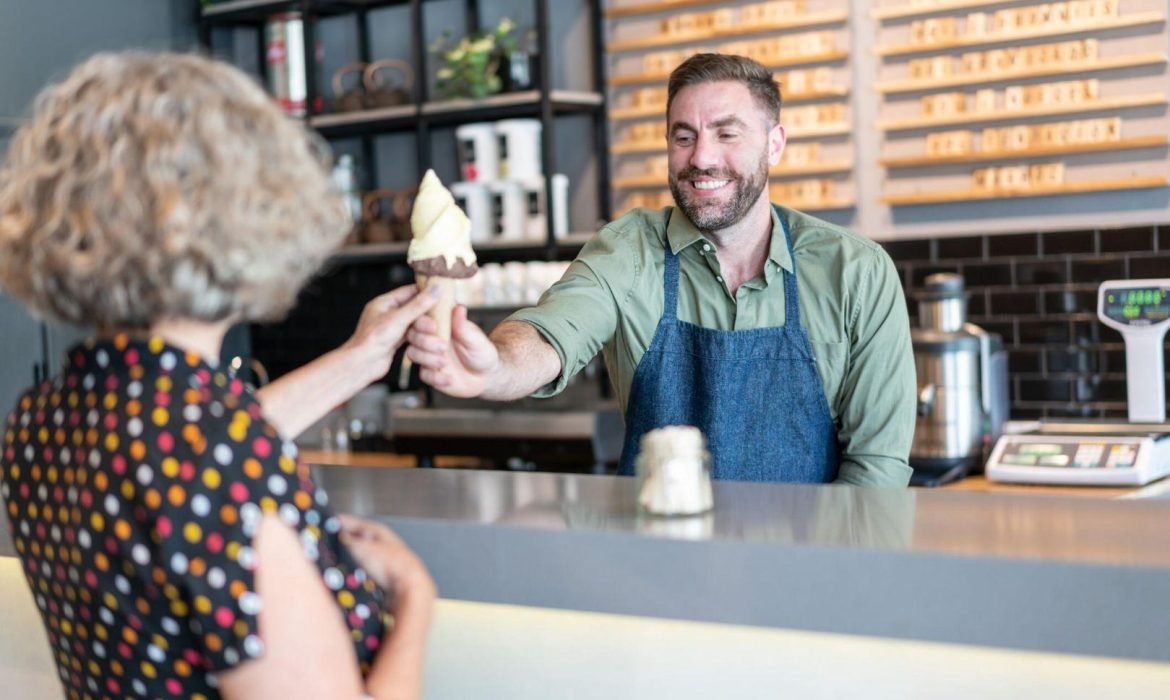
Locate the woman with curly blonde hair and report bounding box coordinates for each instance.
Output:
[0,52,436,699]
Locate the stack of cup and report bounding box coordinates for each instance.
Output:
[453,260,571,309]
[453,119,570,243]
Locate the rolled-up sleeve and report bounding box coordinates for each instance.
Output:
[834,248,916,487]
[506,224,639,397]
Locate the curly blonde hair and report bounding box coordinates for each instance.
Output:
[0,51,350,328]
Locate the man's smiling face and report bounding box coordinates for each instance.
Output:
[667,80,785,233]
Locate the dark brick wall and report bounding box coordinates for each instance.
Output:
[884,225,1170,421]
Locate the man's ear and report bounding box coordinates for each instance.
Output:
[768,121,787,167]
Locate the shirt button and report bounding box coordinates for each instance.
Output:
[717,275,723,282]
[702,243,712,252]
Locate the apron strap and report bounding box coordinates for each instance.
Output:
[662,242,681,322]
[662,208,680,322]
[775,206,801,328]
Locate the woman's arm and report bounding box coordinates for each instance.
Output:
[255,285,438,439]
[215,514,435,700]
[214,513,366,698]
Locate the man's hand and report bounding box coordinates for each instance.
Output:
[342,284,440,385]
[406,306,498,398]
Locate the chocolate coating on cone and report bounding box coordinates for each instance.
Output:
[410,255,478,278]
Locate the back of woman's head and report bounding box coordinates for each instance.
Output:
[0,51,349,328]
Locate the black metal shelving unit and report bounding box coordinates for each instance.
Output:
[196,0,610,265]
[198,0,412,25]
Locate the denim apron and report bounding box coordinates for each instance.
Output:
[617,207,840,482]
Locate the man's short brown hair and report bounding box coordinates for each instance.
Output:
[666,53,782,125]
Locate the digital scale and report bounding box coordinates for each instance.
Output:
[987,278,1170,486]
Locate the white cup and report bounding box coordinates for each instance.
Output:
[495,118,543,180]
[479,263,504,307]
[503,261,527,305]
[517,174,570,241]
[488,180,527,241]
[455,122,499,182]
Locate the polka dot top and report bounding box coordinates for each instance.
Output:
[1,336,388,699]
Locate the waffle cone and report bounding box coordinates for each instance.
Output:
[416,274,458,342]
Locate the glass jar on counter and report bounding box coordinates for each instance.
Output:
[635,426,713,517]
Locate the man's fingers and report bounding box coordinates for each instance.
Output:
[451,307,488,347]
[419,368,451,388]
[406,328,448,354]
[406,345,447,369]
[412,315,439,335]
[452,305,469,328]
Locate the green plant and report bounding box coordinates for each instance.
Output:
[432,18,518,100]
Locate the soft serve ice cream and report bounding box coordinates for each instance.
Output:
[408,169,478,339]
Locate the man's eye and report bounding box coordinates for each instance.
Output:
[719,132,739,141]
[674,135,694,145]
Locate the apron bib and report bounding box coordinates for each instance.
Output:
[617,206,840,482]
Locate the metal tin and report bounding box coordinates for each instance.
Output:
[264,12,307,117]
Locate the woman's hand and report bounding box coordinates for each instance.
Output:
[254,285,439,440]
[343,285,441,385]
[339,514,434,700]
[337,514,436,606]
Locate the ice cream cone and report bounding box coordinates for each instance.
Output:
[408,169,475,343]
[417,273,458,342]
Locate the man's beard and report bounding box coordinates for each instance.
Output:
[669,156,769,233]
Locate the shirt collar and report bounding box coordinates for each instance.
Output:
[68,334,220,383]
[665,205,794,274]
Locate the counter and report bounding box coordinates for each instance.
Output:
[300,465,1170,662]
[4,467,1170,698]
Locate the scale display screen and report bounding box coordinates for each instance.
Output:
[995,440,1138,470]
[1101,286,1170,326]
[988,431,1170,486]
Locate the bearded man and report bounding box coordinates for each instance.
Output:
[406,53,916,486]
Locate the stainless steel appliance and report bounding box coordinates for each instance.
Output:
[910,273,1009,486]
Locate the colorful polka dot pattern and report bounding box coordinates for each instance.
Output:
[1,336,388,699]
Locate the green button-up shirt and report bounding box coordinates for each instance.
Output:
[508,204,916,487]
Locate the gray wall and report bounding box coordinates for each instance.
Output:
[0,0,197,121]
[0,0,197,413]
